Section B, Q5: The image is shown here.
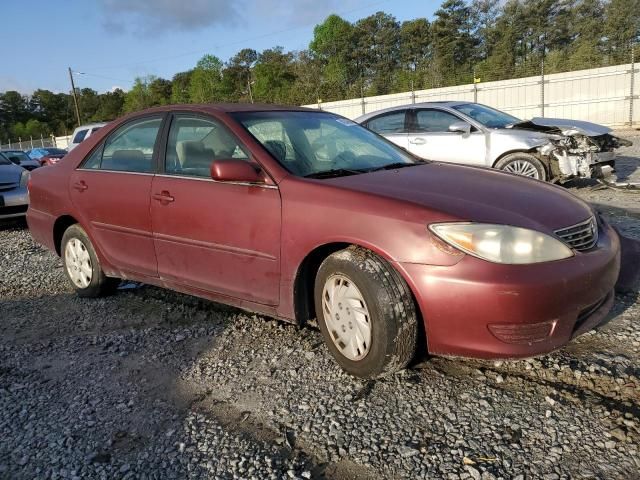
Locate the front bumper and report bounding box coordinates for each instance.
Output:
[0,187,29,219]
[398,224,621,358]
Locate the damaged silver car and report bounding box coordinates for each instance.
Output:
[356,101,632,182]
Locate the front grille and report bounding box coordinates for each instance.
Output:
[0,205,28,216]
[554,216,598,251]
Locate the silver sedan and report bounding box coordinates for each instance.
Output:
[356,101,631,182]
[0,153,30,220]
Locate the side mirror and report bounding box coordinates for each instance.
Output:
[448,121,471,135]
[210,159,262,183]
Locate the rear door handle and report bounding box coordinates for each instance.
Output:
[409,137,426,145]
[152,191,175,203]
[73,181,88,192]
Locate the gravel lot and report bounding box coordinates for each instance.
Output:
[1,136,639,480]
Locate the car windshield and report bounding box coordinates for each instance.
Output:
[0,153,11,166]
[232,111,420,178]
[3,151,31,163]
[452,103,521,129]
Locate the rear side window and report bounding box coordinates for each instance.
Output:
[73,129,88,143]
[366,111,406,134]
[82,116,162,173]
[414,109,461,133]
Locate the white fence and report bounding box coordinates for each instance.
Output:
[305,63,640,128]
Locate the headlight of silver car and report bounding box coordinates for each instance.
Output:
[19,169,30,188]
[429,223,574,264]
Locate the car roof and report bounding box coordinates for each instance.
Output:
[355,100,470,122]
[116,103,318,120]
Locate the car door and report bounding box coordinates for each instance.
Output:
[363,110,409,150]
[407,108,486,165]
[150,114,282,305]
[69,115,165,277]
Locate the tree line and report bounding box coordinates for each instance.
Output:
[1,0,638,141]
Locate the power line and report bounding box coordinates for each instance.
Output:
[77,0,391,72]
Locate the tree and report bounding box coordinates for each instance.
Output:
[603,0,640,62]
[431,0,477,86]
[310,15,356,99]
[124,76,170,112]
[252,47,296,103]
[189,54,224,103]
[398,18,431,90]
[171,70,194,104]
[354,12,401,95]
[222,48,258,102]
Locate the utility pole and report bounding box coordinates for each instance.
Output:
[247,77,254,104]
[68,67,82,127]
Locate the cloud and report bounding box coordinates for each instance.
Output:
[99,0,242,34]
[99,0,362,36]
[251,0,359,27]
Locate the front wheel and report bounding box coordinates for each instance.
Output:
[61,224,119,297]
[495,152,547,181]
[314,247,418,378]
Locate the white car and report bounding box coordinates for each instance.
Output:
[68,122,107,151]
[356,101,631,182]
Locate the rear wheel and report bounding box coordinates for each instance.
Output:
[62,224,119,297]
[314,246,418,378]
[495,152,547,181]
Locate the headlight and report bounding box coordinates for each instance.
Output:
[19,169,30,188]
[429,223,574,264]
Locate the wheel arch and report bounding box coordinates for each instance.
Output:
[292,242,425,335]
[53,215,79,256]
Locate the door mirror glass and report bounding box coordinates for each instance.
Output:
[211,159,262,183]
[448,121,471,135]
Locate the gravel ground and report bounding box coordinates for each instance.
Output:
[1,138,639,480]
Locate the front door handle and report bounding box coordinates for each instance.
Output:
[409,137,426,145]
[73,181,88,192]
[152,191,175,204]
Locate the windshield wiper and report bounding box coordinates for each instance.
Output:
[366,160,427,172]
[304,168,366,179]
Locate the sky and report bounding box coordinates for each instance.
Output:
[0,0,441,95]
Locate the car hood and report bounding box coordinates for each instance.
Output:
[0,163,25,183]
[508,117,611,136]
[323,163,594,232]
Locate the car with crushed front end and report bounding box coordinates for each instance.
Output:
[26,104,623,378]
[0,152,30,220]
[356,101,632,182]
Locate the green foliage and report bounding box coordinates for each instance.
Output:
[1,0,639,142]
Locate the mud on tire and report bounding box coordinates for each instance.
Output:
[314,246,418,378]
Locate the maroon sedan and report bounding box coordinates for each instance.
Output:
[27,104,621,378]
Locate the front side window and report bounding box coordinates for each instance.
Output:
[366,111,406,134]
[83,116,162,173]
[165,116,248,177]
[414,109,463,133]
[233,111,419,178]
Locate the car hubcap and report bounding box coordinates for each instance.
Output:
[502,160,540,178]
[64,238,92,288]
[322,274,372,361]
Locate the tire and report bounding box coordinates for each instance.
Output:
[495,152,547,181]
[314,246,418,378]
[61,224,119,298]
